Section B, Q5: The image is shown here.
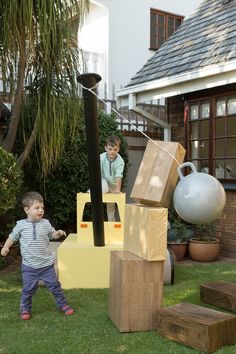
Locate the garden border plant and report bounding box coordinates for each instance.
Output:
[22,109,129,233]
[0,146,23,216]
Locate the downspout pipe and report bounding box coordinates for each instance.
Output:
[77,73,105,247]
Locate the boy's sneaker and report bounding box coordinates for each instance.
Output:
[20,311,31,320]
[61,305,74,316]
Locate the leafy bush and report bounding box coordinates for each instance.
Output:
[195,223,216,242]
[167,219,192,244]
[23,110,129,232]
[0,146,23,215]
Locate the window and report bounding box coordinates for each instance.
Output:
[186,95,236,182]
[150,9,183,50]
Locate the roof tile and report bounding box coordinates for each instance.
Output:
[127,0,236,87]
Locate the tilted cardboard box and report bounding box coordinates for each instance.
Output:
[131,140,185,207]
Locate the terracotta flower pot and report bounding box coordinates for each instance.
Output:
[188,238,220,262]
[167,242,188,261]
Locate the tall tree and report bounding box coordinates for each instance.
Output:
[0,0,89,175]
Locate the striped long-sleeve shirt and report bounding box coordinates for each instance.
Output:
[9,219,56,269]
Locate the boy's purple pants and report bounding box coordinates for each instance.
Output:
[20,263,67,313]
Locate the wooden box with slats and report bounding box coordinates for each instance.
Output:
[200,281,236,312]
[109,250,164,332]
[157,302,236,353]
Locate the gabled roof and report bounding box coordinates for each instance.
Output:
[128,0,236,87]
[116,0,236,105]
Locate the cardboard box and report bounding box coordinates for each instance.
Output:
[131,140,185,207]
[57,233,123,289]
[124,203,167,261]
[109,250,164,332]
[77,192,126,243]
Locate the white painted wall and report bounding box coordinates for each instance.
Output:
[78,0,202,99]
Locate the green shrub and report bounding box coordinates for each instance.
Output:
[23,110,129,232]
[0,146,23,215]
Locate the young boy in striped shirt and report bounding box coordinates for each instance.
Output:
[1,191,74,320]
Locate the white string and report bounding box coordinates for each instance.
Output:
[80,83,181,166]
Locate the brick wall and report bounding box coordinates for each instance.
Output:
[167,96,236,258]
[215,191,236,258]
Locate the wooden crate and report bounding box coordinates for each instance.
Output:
[200,281,236,312]
[157,302,236,353]
[109,250,164,332]
[124,203,167,261]
[131,140,185,207]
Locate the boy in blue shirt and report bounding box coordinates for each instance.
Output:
[100,135,125,221]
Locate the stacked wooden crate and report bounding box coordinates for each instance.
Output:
[109,140,236,352]
[109,140,185,332]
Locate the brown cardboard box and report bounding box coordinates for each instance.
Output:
[109,250,164,332]
[131,140,185,207]
[124,203,167,261]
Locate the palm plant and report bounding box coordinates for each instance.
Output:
[0,0,89,175]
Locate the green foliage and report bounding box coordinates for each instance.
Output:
[23,109,129,232]
[0,0,89,174]
[168,219,191,243]
[195,223,216,242]
[0,146,23,215]
[168,202,194,243]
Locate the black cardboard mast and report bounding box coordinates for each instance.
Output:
[77,73,105,246]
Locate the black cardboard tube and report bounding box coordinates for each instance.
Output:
[77,73,105,246]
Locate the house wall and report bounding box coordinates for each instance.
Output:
[167,95,236,259]
[78,0,202,100]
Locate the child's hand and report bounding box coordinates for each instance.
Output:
[1,247,9,257]
[53,230,66,239]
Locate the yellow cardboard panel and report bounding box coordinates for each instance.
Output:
[57,234,123,289]
[77,193,126,244]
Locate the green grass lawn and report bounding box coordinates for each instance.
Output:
[1,263,236,354]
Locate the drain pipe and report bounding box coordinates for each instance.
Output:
[77,73,105,247]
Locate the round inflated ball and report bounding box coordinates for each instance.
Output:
[173,162,226,224]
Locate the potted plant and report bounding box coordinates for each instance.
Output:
[188,223,220,262]
[167,219,192,261]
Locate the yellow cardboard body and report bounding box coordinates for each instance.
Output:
[57,234,123,289]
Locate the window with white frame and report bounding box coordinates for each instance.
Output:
[186,95,236,182]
